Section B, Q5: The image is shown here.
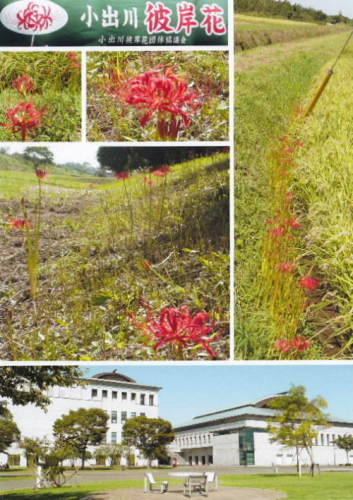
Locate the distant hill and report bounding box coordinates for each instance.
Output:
[236,0,353,25]
[0,150,98,177]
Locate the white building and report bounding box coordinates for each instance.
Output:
[171,393,353,467]
[2,371,161,467]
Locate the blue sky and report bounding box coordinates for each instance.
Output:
[289,0,353,17]
[85,365,353,425]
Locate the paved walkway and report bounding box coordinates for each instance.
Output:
[85,487,287,500]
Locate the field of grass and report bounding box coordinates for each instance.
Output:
[0,152,229,360]
[236,14,349,50]
[0,53,81,142]
[236,32,352,359]
[2,472,352,499]
[87,51,229,142]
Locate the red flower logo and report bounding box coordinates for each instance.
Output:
[17,2,53,32]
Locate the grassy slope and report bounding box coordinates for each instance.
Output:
[2,473,352,499]
[236,32,349,359]
[2,154,229,360]
[292,46,353,355]
[236,14,348,50]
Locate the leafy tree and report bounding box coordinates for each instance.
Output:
[123,416,174,466]
[53,408,109,469]
[94,444,127,467]
[0,407,20,455]
[23,146,54,168]
[334,435,353,464]
[267,386,329,475]
[0,366,82,413]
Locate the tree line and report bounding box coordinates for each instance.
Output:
[236,0,352,24]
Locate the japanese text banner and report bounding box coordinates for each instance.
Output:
[0,0,228,46]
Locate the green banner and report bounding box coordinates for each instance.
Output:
[0,0,228,46]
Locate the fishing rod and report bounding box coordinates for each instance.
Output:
[304,26,353,117]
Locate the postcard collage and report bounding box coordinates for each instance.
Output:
[0,0,352,497]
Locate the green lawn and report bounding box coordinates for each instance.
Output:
[2,473,352,499]
[236,14,320,32]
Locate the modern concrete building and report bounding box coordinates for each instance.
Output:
[170,393,353,467]
[2,371,161,467]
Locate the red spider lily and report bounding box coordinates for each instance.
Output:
[152,166,172,177]
[286,191,294,203]
[294,140,304,147]
[9,218,32,229]
[275,339,291,353]
[115,172,130,180]
[129,304,221,359]
[159,165,172,174]
[270,227,286,238]
[144,176,155,186]
[278,136,289,142]
[283,147,296,154]
[299,276,320,291]
[17,2,53,32]
[67,52,81,70]
[278,262,296,273]
[287,218,302,229]
[0,102,46,141]
[291,336,311,351]
[35,169,48,180]
[275,337,311,354]
[142,260,152,269]
[116,67,201,137]
[13,75,35,96]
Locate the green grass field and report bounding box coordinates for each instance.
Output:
[1,152,229,361]
[236,31,352,359]
[236,14,348,50]
[2,473,352,499]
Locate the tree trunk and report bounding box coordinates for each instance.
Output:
[81,452,85,470]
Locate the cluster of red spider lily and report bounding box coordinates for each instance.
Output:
[9,218,32,229]
[13,75,35,96]
[0,74,46,141]
[275,336,311,354]
[129,303,221,359]
[112,67,201,139]
[67,52,81,70]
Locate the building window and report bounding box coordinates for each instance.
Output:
[91,389,98,399]
[102,390,108,398]
[189,457,192,466]
[111,432,117,444]
[327,434,330,446]
[122,392,127,400]
[140,394,146,405]
[121,411,127,422]
[140,412,146,417]
[195,456,199,465]
[131,393,136,401]
[112,391,118,400]
[111,411,117,424]
[202,456,206,465]
[320,434,324,446]
[131,412,136,418]
[208,455,213,465]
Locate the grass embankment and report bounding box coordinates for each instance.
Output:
[236,14,349,51]
[2,472,352,500]
[1,153,229,360]
[0,52,81,142]
[236,32,349,359]
[290,46,353,356]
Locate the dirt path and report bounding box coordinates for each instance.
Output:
[236,32,346,71]
[86,487,287,500]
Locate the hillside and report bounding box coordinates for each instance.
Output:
[0,152,229,361]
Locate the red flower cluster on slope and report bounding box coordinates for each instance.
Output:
[0,102,46,141]
[9,219,32,229]
[275,336,311,354]
[13,75,35,96]
[116,67,201,137]
[299,275,320,291]
[115,172,130,180]
[277,262,296,273]
[130,304,221,359]
[152,165,172,177]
